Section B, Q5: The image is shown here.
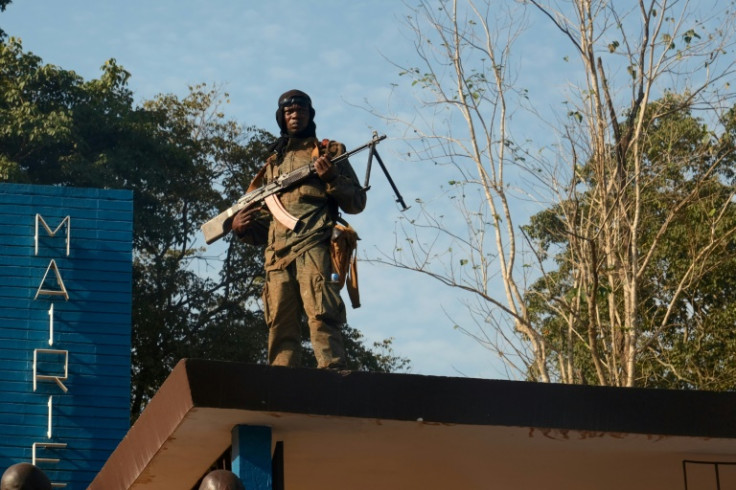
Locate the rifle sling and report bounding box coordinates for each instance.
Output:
[245,140,327,226]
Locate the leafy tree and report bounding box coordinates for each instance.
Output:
[0,0,12,40]
[295,324,410,373]
[1,37,410,420]
[127,85,273,416]
[524,97,736,390]
[372,0,736,388]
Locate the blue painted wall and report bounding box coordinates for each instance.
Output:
[0,183,133,489]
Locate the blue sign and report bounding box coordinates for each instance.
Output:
[0,183,133,488]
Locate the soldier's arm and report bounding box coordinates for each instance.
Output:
[322,141,367,215]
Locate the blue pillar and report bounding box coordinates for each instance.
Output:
[231,425,273,490]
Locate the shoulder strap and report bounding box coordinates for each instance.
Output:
[246,154,276,192]
[310,138,331,160]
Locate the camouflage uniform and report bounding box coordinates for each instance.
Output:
[242,136,366,368]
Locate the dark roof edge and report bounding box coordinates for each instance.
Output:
[184,359,736,439]
[89,359,195,490]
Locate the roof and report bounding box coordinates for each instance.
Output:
[90,359,736,490]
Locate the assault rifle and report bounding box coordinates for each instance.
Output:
[201,132,399,245]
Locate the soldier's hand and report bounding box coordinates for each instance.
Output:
[314,155,338,182]
[232,207,261,236]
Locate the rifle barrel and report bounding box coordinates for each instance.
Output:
[333,134,387,164]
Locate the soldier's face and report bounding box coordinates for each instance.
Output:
[283,104,310,134]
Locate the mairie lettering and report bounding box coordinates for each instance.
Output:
[32,214,72,488]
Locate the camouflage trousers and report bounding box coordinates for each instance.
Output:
[263,242,347,369]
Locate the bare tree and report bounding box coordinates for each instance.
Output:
[371,0,736,387]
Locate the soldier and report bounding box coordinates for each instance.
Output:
[232,90,366,369]
[0,463,51,490]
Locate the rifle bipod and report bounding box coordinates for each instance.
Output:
[362,131,409,211]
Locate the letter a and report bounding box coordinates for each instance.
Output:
[34,259,69,301]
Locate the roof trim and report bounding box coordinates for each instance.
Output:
[90,359,736,490]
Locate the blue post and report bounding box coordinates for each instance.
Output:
[231,425,272,490]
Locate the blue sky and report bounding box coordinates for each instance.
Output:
[3,0,510,378]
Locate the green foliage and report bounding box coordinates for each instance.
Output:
[0,0,12,40]
[297,323,411,373]
[1,38,409,420]
[524,95,736,390]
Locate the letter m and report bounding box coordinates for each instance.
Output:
[35,214,71,256]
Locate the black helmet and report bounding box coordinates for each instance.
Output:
[275,89,316,137]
